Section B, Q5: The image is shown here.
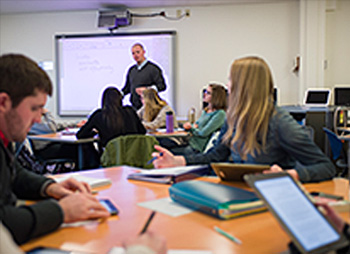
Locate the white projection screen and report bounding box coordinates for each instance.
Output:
[55,31,176,116]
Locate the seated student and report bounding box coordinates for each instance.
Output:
[26,108,97,171]
[151,56,336,183]
[0,53,109,244]
[169,83,227,155]
[137,88,178,131]
[30,108,85,135]
[77,87,146,147]
[26,109,86,172]
[0,222,167,254]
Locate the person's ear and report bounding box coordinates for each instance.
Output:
[0,93,12,113]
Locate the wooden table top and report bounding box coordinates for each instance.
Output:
[20,167,350,254]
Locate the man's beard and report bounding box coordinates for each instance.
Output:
[4,108,26,142]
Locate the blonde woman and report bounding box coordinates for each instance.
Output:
[137,88,178,130]
[151,56,336,183]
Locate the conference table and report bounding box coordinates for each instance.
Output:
[28,131,99,170]
[20,166,349,254]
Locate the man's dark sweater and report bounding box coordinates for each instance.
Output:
[122,61,166,109]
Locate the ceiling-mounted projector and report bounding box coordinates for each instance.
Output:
[98,9,132,29]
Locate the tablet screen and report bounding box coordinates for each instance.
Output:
[254,176,340,252]
[305,90,330,105]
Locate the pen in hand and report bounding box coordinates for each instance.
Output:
[147,152,163,165]
[140,211,157,234]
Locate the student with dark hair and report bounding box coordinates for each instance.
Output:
[151,56,336,183]
[0,55,167,253]
[77,86,146,147]
[0,54,110,244]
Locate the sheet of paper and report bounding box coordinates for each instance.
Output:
[108,247,212,254]
[138,197,194,217]
[54,173,112,188]
[61,220,99,228]
[132,165,208,176]
[168,251,212,254]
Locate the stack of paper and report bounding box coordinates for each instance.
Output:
[127,165,209,184]
[54,173,112,188]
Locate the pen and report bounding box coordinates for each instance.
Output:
[140,211,156,234]
[214,226,242,245]
[146,152,163,165]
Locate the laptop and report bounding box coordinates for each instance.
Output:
[244,172,349,254]
[303,88,331,107]
[211,163,270,182]
[334,85,350,106]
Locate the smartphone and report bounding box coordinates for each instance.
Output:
[99,199,119,215]
[26,246,71,253]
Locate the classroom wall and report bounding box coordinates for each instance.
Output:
[0,1,304,119]
[325,0,350,93]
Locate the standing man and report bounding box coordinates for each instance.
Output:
[0,54,110,244]
[122,43,167,110]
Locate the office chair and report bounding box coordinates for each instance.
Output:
[323,127,348,177]
[16,140,76,175]
[101,134,159,169]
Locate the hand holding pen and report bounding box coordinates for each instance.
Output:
[151,145,187,169]
[147,152,163,165]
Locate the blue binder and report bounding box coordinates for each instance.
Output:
[169,180,266,219]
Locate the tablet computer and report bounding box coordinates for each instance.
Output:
[303,88,331,107]
[211,163,270,182]
[244,172,349,254]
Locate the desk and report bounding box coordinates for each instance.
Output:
[281,105,335,156]
[28,132,99,170]
[147,129,189,138]
[21,167,349,254]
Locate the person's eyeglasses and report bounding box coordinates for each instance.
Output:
[204,90,211,95]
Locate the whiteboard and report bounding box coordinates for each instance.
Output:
[55,31,176,116]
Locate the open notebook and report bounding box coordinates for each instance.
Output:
[127,165,209,184]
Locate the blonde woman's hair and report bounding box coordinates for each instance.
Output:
[143,89,168,122]
[223,56,275,160]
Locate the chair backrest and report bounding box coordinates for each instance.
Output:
[203,130,221,154]
[323,127,343,161]
[101,134,159,169]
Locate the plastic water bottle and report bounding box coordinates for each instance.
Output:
[166,111,174,133]
[188,107,196,124]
